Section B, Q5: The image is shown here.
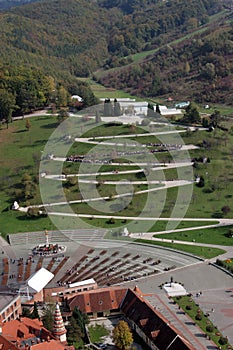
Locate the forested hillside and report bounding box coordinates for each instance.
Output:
[0,0,35,10]
[97,21,233,104]
[0,0,232,106]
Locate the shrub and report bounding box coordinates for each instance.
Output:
[195,314,202,321]
[206,325,214,332]
[186,305,192,310]
[219,336,228,345]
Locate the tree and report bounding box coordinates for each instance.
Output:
[182,103,200,124]
[201,62,216,80]
[221,205,231,216]
[95,110,102,123]
[57,108,69,123]
[196,175,205,188]
[147,103,155,118]
[156,104,161,114]
[210,110,222,128]
[0,89,16,128]
[72,306,89,334]
[31,301,40,319]
[56,86,69,107]
[42,303,56,331]
[25,119,31,131]
[112,320,133,350]
[114,98,122,116]
[104,98,113,116]
[22,307,32,318]
[67,316,83,345]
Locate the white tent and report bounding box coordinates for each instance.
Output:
[27,267,54,293]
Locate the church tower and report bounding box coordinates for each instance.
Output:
[52,302,67,343]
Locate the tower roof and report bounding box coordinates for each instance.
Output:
[52,303,66,339]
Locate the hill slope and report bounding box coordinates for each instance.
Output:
[0,0,232,103]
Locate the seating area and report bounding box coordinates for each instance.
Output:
[56,248,162,288]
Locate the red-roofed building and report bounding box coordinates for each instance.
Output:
[121,289,195,350]
[67,287,196,350]
[0,317,74,350]
[66,287,127,318]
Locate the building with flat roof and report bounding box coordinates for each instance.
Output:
[0,294,21,323]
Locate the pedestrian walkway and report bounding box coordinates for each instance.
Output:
[146,293,218,350]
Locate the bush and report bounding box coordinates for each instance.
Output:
[195,314,202,321]
[219,336,228,345]
[206,325,214,332]
[186,305,192,310]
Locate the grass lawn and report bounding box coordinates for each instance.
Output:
[88,324,109,343]
[81,123,148,138]
[173,295,232,350]
[78,77,141,100]
[156,225,233,246]
[135,239,225,259]
[0,115,59,234]
[149,220,219,232]
[0,112,233,255]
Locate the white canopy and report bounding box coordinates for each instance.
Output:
[28,268,54,293]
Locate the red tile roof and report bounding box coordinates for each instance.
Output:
[0,318,74,350]
[0,335,18,350]
[67,287,127,314]
[121,289,196,350]
[30,339,74,349]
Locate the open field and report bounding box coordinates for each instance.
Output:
[155,226,233,246]
[78,78,141,100]
[0,112,233,257]
[135,239,225,259]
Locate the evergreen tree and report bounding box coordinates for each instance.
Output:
[72,306,89,334]
[67,317,83,345]
[42,303,56,331]
[114,98,122,116]
[21,307,32,318]
[104,98,113,116]
[31,302,40,319]
[156,104,161,114]
[147,103,155,118]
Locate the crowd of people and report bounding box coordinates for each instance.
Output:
[66,142,183,164]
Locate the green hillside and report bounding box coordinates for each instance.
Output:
[0,0,232,104]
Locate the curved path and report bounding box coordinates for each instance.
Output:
[44,161,193,180]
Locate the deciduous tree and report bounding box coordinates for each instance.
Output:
[112,320,133,350]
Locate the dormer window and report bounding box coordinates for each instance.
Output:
[17,329,24,338]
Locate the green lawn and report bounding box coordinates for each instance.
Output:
[0,112,233,261]
[0,116,59,237]
[88,324,109,343]
[135,239,225,259]
[78,77,141,100]
[156,226,233,246]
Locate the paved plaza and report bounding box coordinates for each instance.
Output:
[0,232,233,348]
